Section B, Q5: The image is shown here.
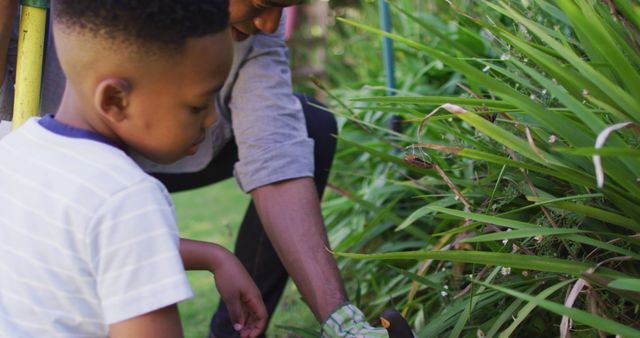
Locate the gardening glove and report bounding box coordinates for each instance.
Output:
[321,303,415,338]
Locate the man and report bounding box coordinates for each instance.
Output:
[0,1,397,336]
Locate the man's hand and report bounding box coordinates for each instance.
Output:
[321,304,416,338]
[214,252,268,338]
[229,0,303,41]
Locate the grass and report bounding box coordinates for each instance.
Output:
[172,178,317,338]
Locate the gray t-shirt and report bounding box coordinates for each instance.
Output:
[0,14,314,192]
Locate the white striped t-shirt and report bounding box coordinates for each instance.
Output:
[0,116,193,337]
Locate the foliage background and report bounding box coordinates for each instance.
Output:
[308,0,640,337]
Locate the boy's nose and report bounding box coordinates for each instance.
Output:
[204,108,217,128]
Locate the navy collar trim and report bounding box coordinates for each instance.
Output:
[38,114,123,150]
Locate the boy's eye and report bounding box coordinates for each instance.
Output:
[190,105,209,115]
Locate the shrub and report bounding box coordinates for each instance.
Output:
[322,1,640,337]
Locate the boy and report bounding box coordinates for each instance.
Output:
[0,1,267,337]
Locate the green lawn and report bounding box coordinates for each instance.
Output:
[172,179,318,338]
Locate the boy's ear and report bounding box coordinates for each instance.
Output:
[94,78,132,122]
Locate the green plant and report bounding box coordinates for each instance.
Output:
[321,0,640,337]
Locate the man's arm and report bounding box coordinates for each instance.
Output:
[109,305,184,338]
[226,13,346,324]
[0,0,17,88]
[250,177,346,322]
[225,12,394,334]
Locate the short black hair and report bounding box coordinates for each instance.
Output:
[53,0,229,50]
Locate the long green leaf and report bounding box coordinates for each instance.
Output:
[609,278,640,292]
[497,279,573,338]
[387,0,479,57]
[559,234,640,260]
[451,148,640,217]
[453,110,563,166]
[489,2,640,121]
[614,0,640,31]
[553,147,640,157]
[337,136,421,173]
[527,196,640,232]
[507,23,640,183]
[428,206,537,229]
[562,0,640,97]
[478,280,640,337]
[352,96,516,110]
[450,267,501,338]
[333,250,625,279]
[387,265,442,290]
[337,17,596,163]
[419,290,505,337]
[461,228,588,244]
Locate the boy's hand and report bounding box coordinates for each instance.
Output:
[213,254,267,338]
[178,239,266,337]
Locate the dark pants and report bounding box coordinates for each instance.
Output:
[152,94,337,338]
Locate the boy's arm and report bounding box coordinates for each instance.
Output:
[109,305,183,338]
[179,237,230,271]
[0,0,17,89]
[179,238,267,337]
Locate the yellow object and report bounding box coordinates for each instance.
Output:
[12,5,47,129]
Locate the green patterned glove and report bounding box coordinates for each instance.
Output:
[321,303,389,337]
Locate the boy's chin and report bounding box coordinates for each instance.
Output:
[133,147,196,165]
[187,143,200,156]
[141,153,182,165]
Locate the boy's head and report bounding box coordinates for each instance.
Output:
[53,0,233,164]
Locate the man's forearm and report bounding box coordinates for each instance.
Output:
[0,1,17,88]
[251,177,347,323]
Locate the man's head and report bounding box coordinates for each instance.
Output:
[229,0,302,40]
[52,0,233,164]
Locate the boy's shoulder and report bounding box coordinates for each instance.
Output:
[0,117,164,198]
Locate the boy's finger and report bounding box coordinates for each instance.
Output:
[223,296,246,333]
[242,296,267,337]
[246,294,267,320]
[240,315,265,338]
